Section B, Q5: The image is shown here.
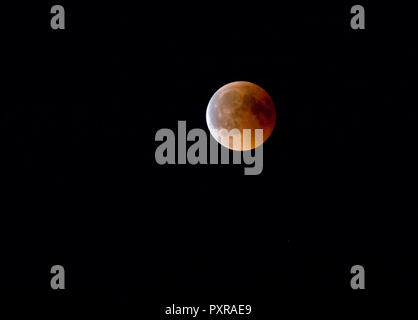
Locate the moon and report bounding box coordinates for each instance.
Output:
[206,81,276,151]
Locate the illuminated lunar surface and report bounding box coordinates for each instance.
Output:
[206,81,276,151]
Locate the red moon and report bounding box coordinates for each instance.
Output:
[206,81,276,151]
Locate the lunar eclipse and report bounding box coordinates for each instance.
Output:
[206,81,276,151]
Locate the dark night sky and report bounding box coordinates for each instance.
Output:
[1,1,417,310]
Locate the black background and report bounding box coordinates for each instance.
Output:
[1,0,417,312]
